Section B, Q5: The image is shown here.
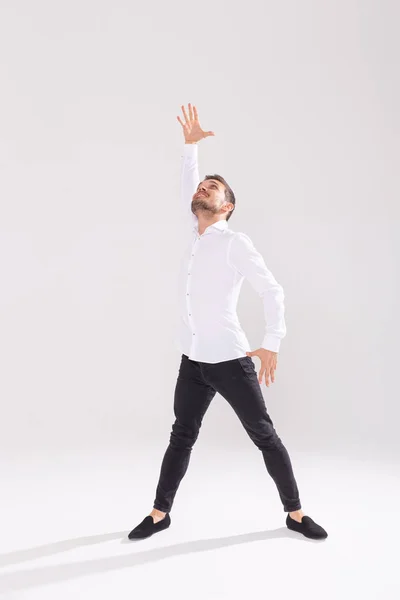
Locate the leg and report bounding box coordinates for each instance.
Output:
[153,354,217,513]
[201,356,301,513]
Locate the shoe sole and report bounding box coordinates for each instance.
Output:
[286,522,328,540]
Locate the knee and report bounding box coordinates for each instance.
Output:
[248,423,283,451]
[169,421,199,450]
[255,435,284,451]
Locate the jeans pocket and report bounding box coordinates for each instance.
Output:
[237,356,256,379]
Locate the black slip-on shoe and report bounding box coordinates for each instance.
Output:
[128,513,171,540]
[286,514,328,540]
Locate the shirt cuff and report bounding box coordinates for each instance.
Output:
[261,335,281,353]
[183,143,198,156]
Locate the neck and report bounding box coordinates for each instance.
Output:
[196,215,226,236]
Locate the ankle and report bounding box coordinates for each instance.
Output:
[289,509,305,522]
[150,508,167,522]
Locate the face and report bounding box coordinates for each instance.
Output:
[191,179,232,218]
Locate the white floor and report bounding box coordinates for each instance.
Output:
[1,443,399,599]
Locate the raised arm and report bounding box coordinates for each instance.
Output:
[177,104,215,225]
[180,143,200,225]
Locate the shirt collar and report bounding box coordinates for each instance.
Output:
[193,220,229,235]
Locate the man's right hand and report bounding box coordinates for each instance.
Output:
[177,104,215,144]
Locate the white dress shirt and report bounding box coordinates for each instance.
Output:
[174,143,286,364]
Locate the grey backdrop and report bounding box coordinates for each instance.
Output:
[0,0,398,462]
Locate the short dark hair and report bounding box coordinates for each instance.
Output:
[204,174,236,221]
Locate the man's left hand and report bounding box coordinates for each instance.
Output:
[246,348,278,387]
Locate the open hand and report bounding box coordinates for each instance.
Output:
[177,103,215,144]
[246,348,278,387]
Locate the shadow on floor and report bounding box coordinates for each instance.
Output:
[0,526,320,593]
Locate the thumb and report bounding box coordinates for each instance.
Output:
[246,351,255,357]
[205,131,215,137]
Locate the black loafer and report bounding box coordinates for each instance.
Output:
[128,513,171,540]
[286,514,328,540]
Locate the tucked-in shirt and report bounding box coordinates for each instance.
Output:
[174,142,286,364]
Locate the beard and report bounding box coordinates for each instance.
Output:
[191,198,220,215]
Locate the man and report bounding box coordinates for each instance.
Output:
[128,104,327,541]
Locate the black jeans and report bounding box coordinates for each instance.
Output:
[153,354,301,513]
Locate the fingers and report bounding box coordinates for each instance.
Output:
[265,371,270,387]
[267,364,277,386]
[181,104,190,125]
[259,363,276,386]
[177,116,187,129]
[178,104,214,140]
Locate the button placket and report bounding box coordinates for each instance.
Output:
[187,236,199,344]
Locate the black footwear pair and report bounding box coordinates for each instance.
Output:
[128,513,171,539]
[128,512,327,541]
[286,513,328,539]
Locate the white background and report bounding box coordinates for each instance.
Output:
[1,0,398,459]
[0,1,399,598]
